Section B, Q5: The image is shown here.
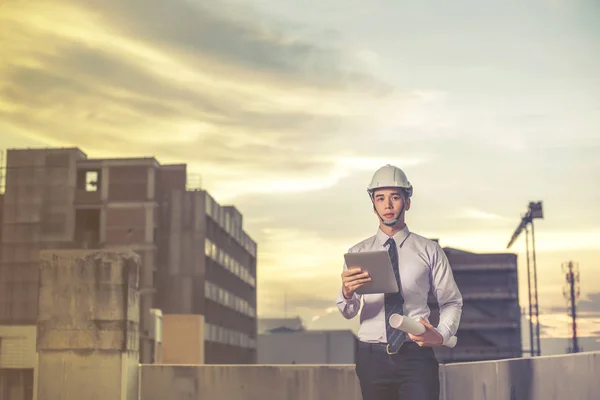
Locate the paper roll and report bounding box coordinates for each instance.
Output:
[389,313,458,348]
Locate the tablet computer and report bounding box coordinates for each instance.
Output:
[343,250,399,294]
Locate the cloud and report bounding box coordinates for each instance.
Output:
[432,228,600,254]
[578,292,600,313]
[0,0,443,322]
[536,311,600,339]
[535,294,600,339]
[311,307,338,323]
[2,0,599,331]
[77,0,392,93]
[546,294,600,316]
[254,226,347,315]
[0,0,467,210]
[213,154,431,199]
[308,307,360,332]
[0,0,399,189]
[454,208,510,221]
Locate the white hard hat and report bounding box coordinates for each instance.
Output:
[367,164,413,198]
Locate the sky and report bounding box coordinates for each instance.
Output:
[1,0,599,343]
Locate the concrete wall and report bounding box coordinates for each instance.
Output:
[36,249,141,400]
[140,351,600,400]
[442,351,600,400]
[141,365,362,400]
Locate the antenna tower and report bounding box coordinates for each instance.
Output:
[562,261,582,353]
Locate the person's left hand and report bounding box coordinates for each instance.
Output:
[408,317,444,347]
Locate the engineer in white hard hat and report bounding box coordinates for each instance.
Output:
[336,164,463,400]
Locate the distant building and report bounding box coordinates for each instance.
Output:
[430,246,522,363]
[257,317,357,364]
[0,147,257,366]
[258,317,305,333]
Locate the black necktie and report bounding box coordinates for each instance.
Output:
[384,238,406,353]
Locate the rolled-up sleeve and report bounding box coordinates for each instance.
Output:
[430,244,463,345]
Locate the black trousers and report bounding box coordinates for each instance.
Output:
[355,341,440,400]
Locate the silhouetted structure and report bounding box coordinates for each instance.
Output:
[429,246,523,363]
[507,201,544,356]
[562,261,582,353]
[0,147,257,366]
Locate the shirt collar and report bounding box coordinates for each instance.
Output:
[375,224,411,248]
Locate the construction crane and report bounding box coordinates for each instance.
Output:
[562,261,582,353]
[507,201,543,357]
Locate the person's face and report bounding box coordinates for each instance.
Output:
[372,188,410,224]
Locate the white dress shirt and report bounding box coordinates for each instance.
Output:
[336,225,463,346]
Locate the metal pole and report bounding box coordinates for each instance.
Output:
[530,219,541,356]
[525,226,535,357]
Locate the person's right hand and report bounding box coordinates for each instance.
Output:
[341,268,371,299]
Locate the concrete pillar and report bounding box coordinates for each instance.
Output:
[36,250,140,400]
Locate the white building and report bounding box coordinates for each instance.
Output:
[257,317,357,364]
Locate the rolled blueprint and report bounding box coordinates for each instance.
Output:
[389,313,458,348]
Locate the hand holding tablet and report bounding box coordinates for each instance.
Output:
[343,250,399,295]
[341,268,372,298]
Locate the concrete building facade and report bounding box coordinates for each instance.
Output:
[0,147,257,367]
[431,246,522,363]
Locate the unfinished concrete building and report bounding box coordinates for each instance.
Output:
[429,247,522,363]
[0,148,257,371]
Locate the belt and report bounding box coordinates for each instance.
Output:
[358,340,419,355]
